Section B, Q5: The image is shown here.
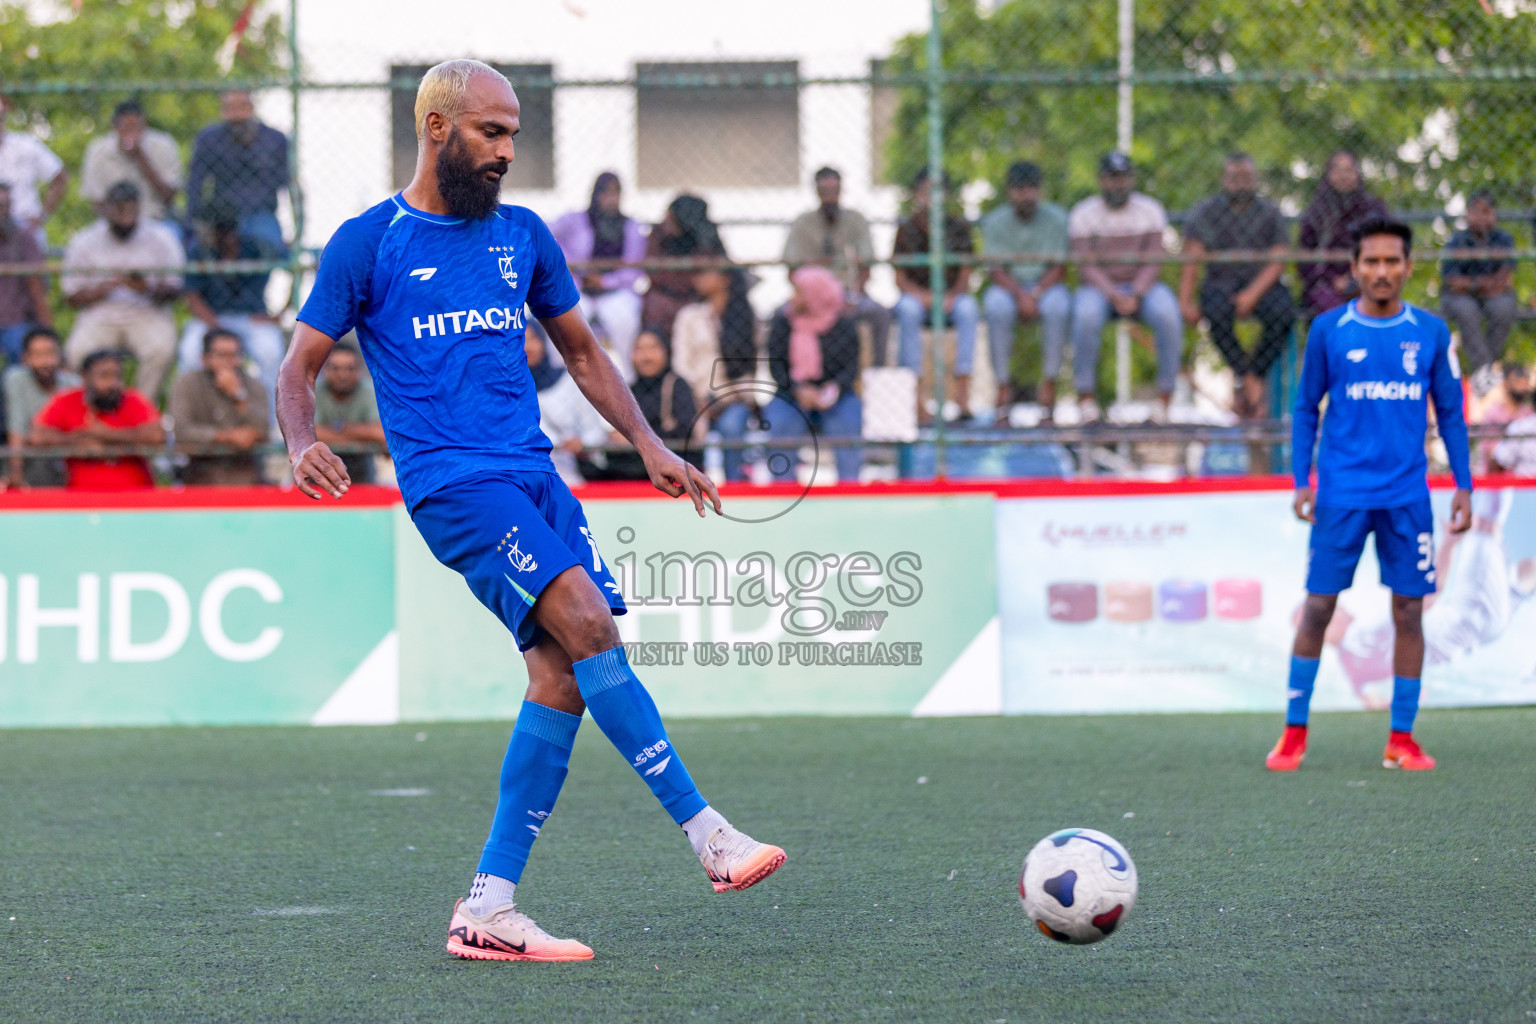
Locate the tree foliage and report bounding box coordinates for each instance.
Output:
[0,0,287,242]
[884,0,1536,225]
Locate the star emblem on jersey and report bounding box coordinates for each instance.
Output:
[497,529,538,574]
[489,245,519,289]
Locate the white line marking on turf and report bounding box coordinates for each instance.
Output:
[251,907,339,917]
[368,788,432,796]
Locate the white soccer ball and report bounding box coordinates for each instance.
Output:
[1019,827,1137,944]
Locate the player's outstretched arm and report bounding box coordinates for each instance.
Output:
[277,322,350,500]
[541,306,721,518]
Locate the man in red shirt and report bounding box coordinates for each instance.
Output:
[31,349,164,489]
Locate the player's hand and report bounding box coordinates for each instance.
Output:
[1293,486,1316,523]
[1448,488,1473,534]
[291,441,350,500]
[641,442,721,518]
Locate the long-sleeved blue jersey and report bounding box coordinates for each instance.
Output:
[1292,300,1472,509]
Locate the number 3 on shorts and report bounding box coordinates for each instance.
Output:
[1416,532,1433,572]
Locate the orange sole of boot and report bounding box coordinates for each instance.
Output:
[712,846,787,892]
[446,939,594,962]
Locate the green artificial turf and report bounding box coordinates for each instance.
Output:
[2,709,1534,1023]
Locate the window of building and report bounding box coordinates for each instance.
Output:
[636,61,799,189]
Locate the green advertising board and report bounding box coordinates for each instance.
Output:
[396,494,999,721]
[0,509,394,727]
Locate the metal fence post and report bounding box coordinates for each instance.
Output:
[287,0,303,309]
[926,0,946,477]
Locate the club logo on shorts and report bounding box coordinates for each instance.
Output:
[498,528,538,574]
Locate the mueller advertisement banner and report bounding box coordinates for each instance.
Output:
[996,486,1536,715]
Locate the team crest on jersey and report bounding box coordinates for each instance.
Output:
[498,253,519,289]
[1401,340,1419,376]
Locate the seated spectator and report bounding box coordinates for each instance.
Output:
[1472,362,1530,474]
[671,267,759,479]
[3,327,78,488]
[31,349,163,490]
[314,343,384,485]
[593,330,704,482]
[1069,151,1183,421]
[187,90,290,258]
[551,172,647,381]
[783,166,891,362]
[79,99,182,222]
[978,161,1070,422]
[1178,153,1296,420]
[1490,393,1536,476]
[1298,150,1387,318]
[176,199,285,421]
[1441,190,1517,379]
[641,194,725,331]
[169,327,269,485]
[526,325,611,486]
[61,181,184,404]
[761,266,862,483]
[0,93,68,247]
[892,167,979,420]
[0,182,53,365]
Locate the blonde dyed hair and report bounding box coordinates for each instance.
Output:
[413,59,509,141]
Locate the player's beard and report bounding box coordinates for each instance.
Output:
[436,128,506,220]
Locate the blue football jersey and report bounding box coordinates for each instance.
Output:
[1292,300,1472,509]
[299,194,580,510]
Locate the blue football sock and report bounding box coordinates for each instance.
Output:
[573,646,708,825]
[476,701,581,883]
[1286,655,1320,727]
[1390,676,1421,734]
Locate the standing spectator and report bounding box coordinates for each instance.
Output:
[79,99,183,222]
[671,268,759,482]
[186,89,291,258]
[1298,150,1387,318]
[762,266,862,483]
[169,327,269,485]
[641,195,726,332]
[783,166,891,362]
[176,199,285,419]
[60,181,183,404]
[1441,190,1517,378]
[1069,151,1183,421]
[1178,153,1296,420]
[0,93,68,246]
[314,342,385,485]
[550,172,647,381]
[978,161,1071,422]
[0,182,53,365]
[3,327,78,488]
[30,349,163,490]
[892,167,979,421]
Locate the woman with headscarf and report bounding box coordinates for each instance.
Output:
[1298,150,1388,317]
[641,194,727,332]
[525,324,613,486]
[550,172,648,380]
[672,266,759,481]
[583,329,703,481]
[722,265,862,484]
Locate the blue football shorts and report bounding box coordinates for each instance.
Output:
[1305,500,1437,598]
[411,470,625,652]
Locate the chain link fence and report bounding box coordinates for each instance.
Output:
[3,0,1536,488]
